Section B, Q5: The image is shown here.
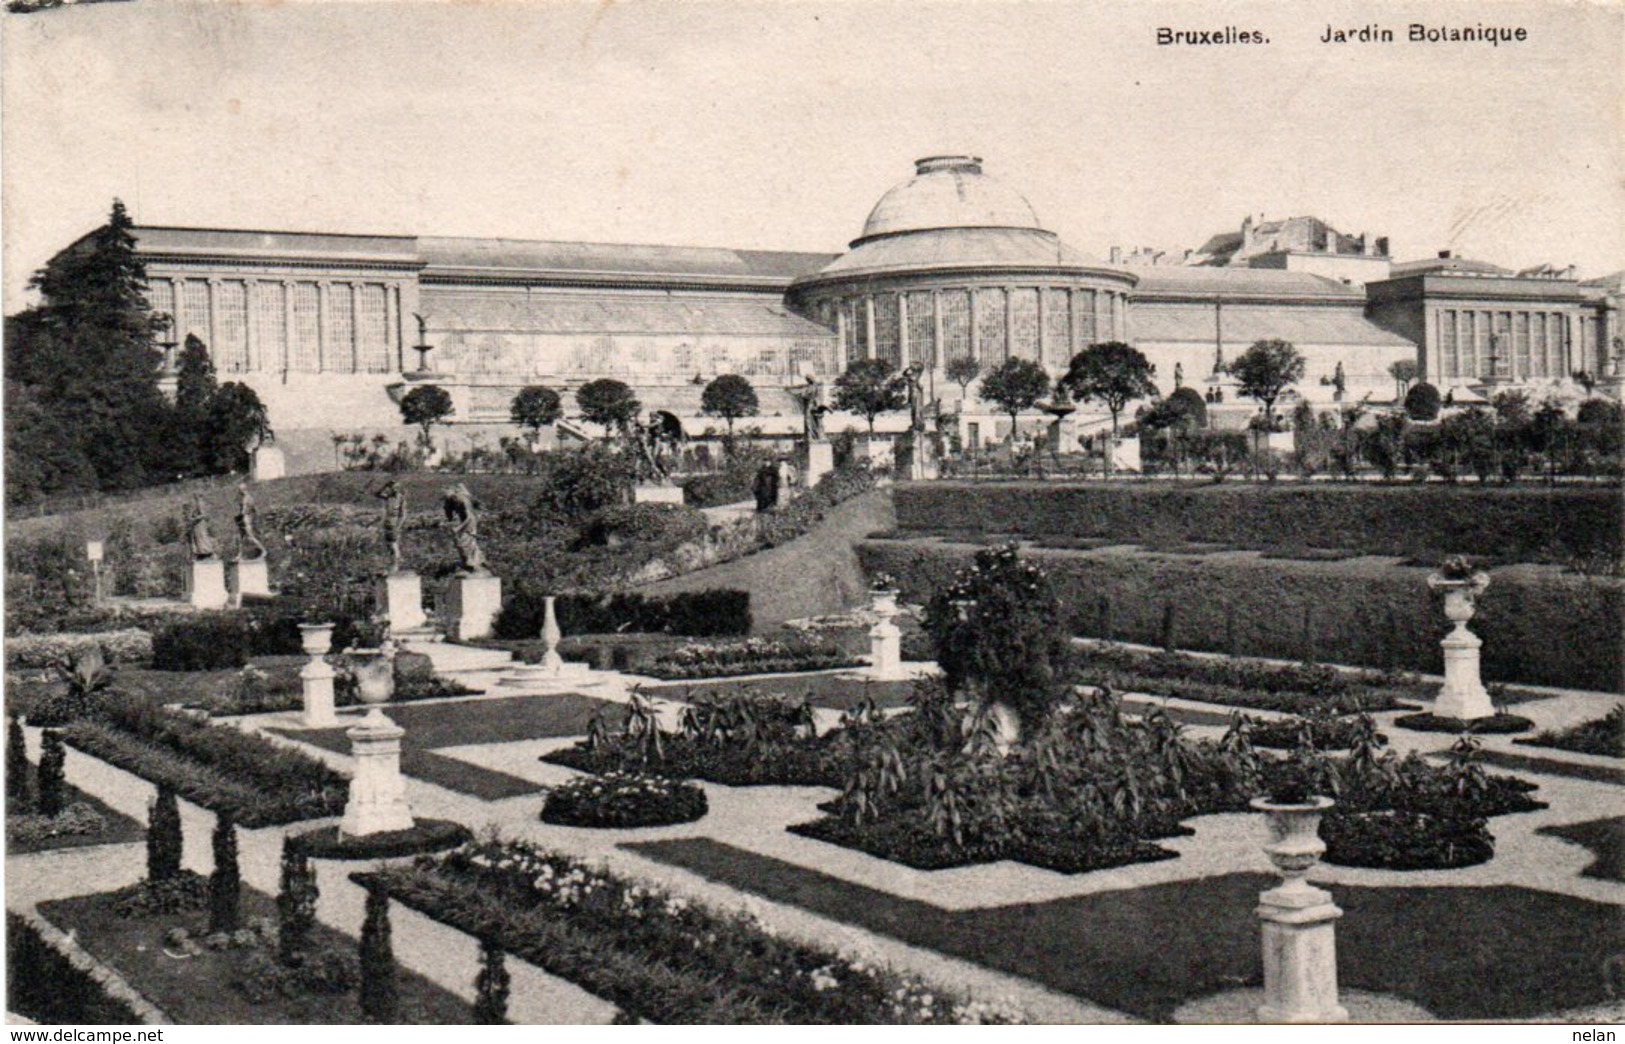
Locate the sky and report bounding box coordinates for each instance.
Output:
[3,0,1621,311]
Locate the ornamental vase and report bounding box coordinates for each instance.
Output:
[1250,796,1333,897]
[298,622,335,658]
[347,643,396,711]
[540,595,564,670]
[871,589,899,617]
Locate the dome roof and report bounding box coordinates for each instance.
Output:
[857,156,1043,244]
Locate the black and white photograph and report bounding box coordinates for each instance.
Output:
[1,0,1621,1031]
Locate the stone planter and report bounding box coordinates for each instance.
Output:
[340,641,412,838]
[870,588,899,617]
[298,622,334,658]
[1250,795,1347,1023]
[1426,571,1493,720]
[346,643,397,715]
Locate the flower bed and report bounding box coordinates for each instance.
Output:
[540,772,708,829]
[5,629,154,670]
[289,819,472,861]
[642,637,862,680]
[1393,712,1535,735]
[8,801,107,851]
[63,697,347,827]
[1320,809,1494,870]
[1515,705,1624,758]
[1245,714,1390,751]
[357,839,1025,1024]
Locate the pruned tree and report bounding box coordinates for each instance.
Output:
[1388,358,1420,399]
[1060,341,1158,435]
[399,384,454,452]
[509,385,562,445]
[833,358,906,435]
[1227,339,1305,424]
[700,373,759,438]
[208,813,242,934]
[575,378,641,440]
[945,356,981,398]
[979,358,1052,440]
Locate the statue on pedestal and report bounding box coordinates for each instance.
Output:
[442,483,488,575]
[235,482,266,560]
[375,480,406,573]
[185,494,217,561]
[904,364,928,434]
[1174,362,1184,389]
[792,374,829,442]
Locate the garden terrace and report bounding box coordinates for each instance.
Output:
[356,839,1025,1024]
[890,482,1623,566]
[62,696,347,827]
[860,539,1624,692]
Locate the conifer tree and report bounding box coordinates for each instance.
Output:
[472,937,511,1024]
[172,334,218,476]
[208,814,242,934]
[276,837,319,966]
[359,887,399,1023]
[146,783,184,881]
[6,713,31,809]
[36,730,65,817]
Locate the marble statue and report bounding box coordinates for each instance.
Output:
[442,483,488,575]
[375,480,406,573]
[235,482,266,560]
[185,494,217,561]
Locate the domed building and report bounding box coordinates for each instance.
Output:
[787,156,1136,405]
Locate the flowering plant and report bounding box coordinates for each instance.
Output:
[540,771,707,829]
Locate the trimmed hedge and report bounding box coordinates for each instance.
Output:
[7,914,144,1025]
[493,589,750,640]
[860,540,1624,693]
[892,482,1622,564]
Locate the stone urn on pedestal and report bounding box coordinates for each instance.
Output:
[297,622,338,728]
[1427,559,1494,720]
[867,583,905,681]
[1249,794,1348,1023]
[339,641,414,838]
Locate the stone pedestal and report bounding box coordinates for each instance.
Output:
[444,573,501,642]
[251,445,286,482]
[804,439,834,487]
[1252,798,1348,1023]
[376,572,427,635]
[187,558,229,610]
[1110,436,1142,473]
[1429,574,1494,720]
[634,484,685,505]
[235,558,271,600]
[301,657,338,728]
[339,714,414,837]
[867,589,905,681]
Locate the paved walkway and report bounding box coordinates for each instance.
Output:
[10,668,1622,1025]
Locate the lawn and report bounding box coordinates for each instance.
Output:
[627,837,1623,1022]
[38,885,472,1025]
[271,693,616,800]
[1537,817,1625,883]
[7,781,145,855]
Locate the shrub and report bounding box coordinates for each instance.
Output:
[923,544,1069,734]
[7,802,106,848]
[531,444,636,523]
[495,588,750,640]
[473,938,510,1025]
[152,615,250,671]
[112,871,210,918]
[1517,704,1624,758]
[863,539,1622,692]
[643,636,860,680]
[1320,808,1492,870]
[540,772,708,829]
[36,730,66,817]
[7,914,143,1025]
[578,502,708,549]
[287,820,471,861]
[209,814,242,934]
[7,714,30,808]
[276,837,318,965]
[5,629,153,671]
[890,481,1622,564]
[147,783,184,881]
[1405,382,1442,420]
[359,887,399,1024]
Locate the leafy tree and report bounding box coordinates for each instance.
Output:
[4,380,97,507]
[978,358,1051,439]
[1388,359,1420,398]
[833,358,906,435]
[359,887,399,1023]
[5,200,170,497]
[146,783,183,882]
[1492,388,1532,428]
[172,334,218,477]
[945,356,981,397]
[575,378,641,439]
[1227,339,1305,424]
[1060,341,1158,435]
[203,381,272,474]
[277,837,319,966]
[532,443,636,522]
[509,385,562,444]
[1404,382,1441,421]
[36,730,65,817]
[700,374,759,438]
[399,384,454,452]
[208,814,242,934]
[6,714,30,808]
[473,937,511,1025]
[1440,407,1497,483]
[1164,386,1208,429]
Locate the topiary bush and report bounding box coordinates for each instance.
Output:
[1405,382,1442,421]
[147,783,184,882]
[7,714,31,808]
[36,730,66,818]
[209,814,242,935]
[922,543,1069,734]
[473,937,510,1025]
[359,887,399,1023]
[276,836,318,966]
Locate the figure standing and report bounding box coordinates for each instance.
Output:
[375,480,406,573]
[794,374,830,441]
[1174,362,1184,390]
[442,483,488,575]
[904,364,927,434]
[775,457,798,506]
[235,482,266,560]
[185,493,217,561]
[753,460,779,512]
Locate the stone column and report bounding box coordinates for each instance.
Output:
[316,281,331,373]
[281,280,297,375]
[834,303,849,372]
[968,288,980,362]
[898,293,911,369]
[376,572,428,635]
[1035,287,1047,368]
[341,716,414,837]
[244,282,259,373]
[1069,289,1081,357]
[205,279,221,358]
[1004,286,1016,359]
[187,559,229,610]
[863,295,877,360]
